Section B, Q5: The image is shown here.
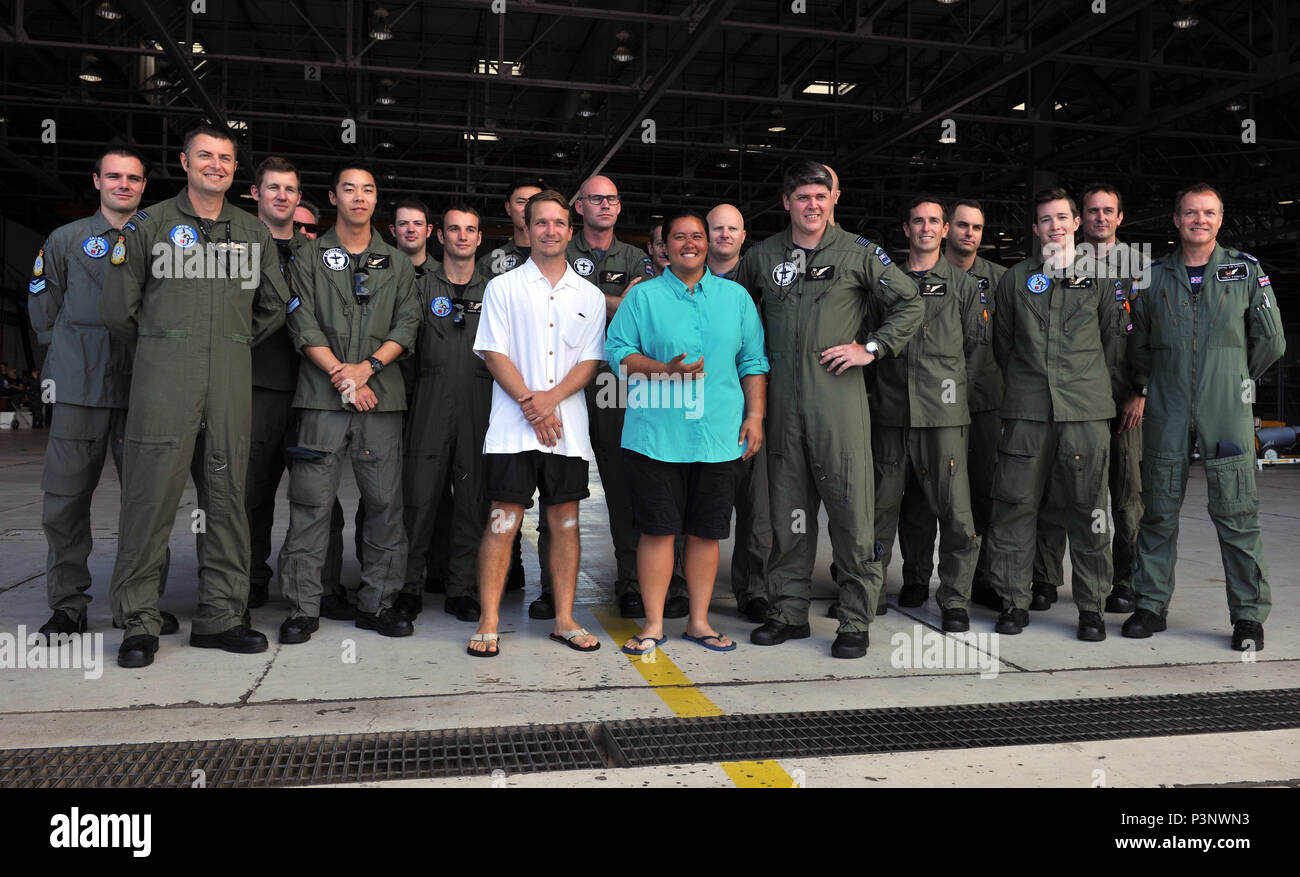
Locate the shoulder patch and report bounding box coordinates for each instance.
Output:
[854,236,872,247]
[33,249,44,277]
[29,278,46,295]
[133,209,148,221]
[1237,251,1259,264]
[124,221,137,232]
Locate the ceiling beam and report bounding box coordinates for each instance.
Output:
[120,0,227,128]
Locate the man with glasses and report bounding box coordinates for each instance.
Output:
[293,201,320,240]
[564,176,684,619]
[400,205,500,623]
[276,160,421,644]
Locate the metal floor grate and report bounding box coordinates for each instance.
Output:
[3,688,1298,787]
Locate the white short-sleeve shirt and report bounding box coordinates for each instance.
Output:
[474,257,607,460]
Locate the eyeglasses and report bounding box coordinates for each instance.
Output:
[353,271,370,306]
[583,194,620,206]
[293,221,319,234]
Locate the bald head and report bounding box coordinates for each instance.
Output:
[575,174,621,232]
[707,202,747,273]
[822,164,842,225]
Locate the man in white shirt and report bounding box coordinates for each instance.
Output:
[469,191,606,657]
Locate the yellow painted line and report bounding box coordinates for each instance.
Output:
[589,604,794,788]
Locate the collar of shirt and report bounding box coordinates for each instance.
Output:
[660,265,713,300]
[86,213,118,237]
[520,255,584,295]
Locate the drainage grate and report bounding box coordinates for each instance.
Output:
[599,688,1300,766]
[0,724,604,788]
[3,688,1298,787]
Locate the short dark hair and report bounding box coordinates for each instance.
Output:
[94,144,148,177]
[782,159,834,197]
[661,208,706,239]
[507,177,545,202]
[1174,182,1224,213]
[330,160,377,192]
[1080,183,1123,214]
[393,197,430,224]
[1032,187,1078,219]
[903,195,947,225]
[182,124,236,156]
[524,189,572,226]
[253,156,298,190]
[949,198,984,219]
[441,203,481,226]
[298,199,321,222]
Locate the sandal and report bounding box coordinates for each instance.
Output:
[681,631,736,652]
[621,634,667,656]
[467,632,499,658]
[549,628,600,652]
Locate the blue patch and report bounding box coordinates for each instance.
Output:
[133,209,148,221]
[1238,251,1259,264]
[124,221,137,232]
[29,278,46,295]
[855,236,873,247]
[432,296,453,317]
[286,296,301,314]
[875,247,892,266]
[82,236,109,258]
[1115,281,1126,302]
[1258,275,1271,288]
[1027,273,1051,294]
[170,224,198,248]
[979,290,987,304]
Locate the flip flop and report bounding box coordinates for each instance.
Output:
[549,628,601,652]
[621,634,668,656]
[467,632,499,658]
[681,631,736,652]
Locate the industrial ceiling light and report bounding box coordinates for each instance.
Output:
[612,31,634,63]
[1225,99,1248,112]
[553,147,569,159]
[369,8,393,41]
[576,92,598,118]
[96,2,123,20]
[376,78,397,106]
[463,131,499,141]
[227,120,248,132]
[1172,9,1199,29]
[934,0,962,5]
[79,54,105,83]
[717,159,731,168]
[939,131,957,144]
[379,140,395,149]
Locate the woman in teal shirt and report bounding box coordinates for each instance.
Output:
[605,208,769,655]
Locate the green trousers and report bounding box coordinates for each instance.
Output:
[872,425,980,608]
[984,418,1112,613]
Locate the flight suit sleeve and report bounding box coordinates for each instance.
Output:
[733,256,762,313]
[864,257,922,358]
[287,252,329,351]
[991,271,1016,371]
[1100,278,1130,391]
[251,227,291,346]
[1247,268,1285,379]
[100,221,153,346]
[958,274,988,388]
[27,238,61,343]
[604,285,644,367]
[1128,281,1152,390]
[385,261,421,358]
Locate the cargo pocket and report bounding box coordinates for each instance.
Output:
[990,450,1036,504]
[286,451,333,507]
[1140,450,1183,516]
[1205,454,1259,517]
[1064,448,1106,509]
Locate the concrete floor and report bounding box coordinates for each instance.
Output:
[1,426,1297,788]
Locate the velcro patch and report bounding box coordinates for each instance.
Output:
[29,278,46,295]
[921,282,947,296]
[1216,263,1247,282]
[808,265,835,281]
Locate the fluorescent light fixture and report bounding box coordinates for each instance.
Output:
[227,120,248,132]
[768,124,787,132]
[802,80,856,96]
[96,2,123,21]
[474,59,523,76]
[463,131,499,141]
[1173,15,1198,29]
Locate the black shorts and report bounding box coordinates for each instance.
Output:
[622,449,741,540]
[484,451,590,508]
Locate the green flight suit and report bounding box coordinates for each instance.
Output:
[245,233,346,600]
[101,190,290,636]
[899,255,1005,592]
[279,229,421,618]
[985,253,1126,612]
[1035,243,1147,592]
[870,258,986,608]
[736,225,922,630]
[476,240,529,279]
[29,214,167,625]
[561,233,662,599]
[1130,244,1284,622]
[401,263,496,600]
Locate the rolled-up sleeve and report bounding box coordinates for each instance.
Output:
[735,290,770,378]
[604,285,643,366]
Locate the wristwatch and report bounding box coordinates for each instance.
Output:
[367,356,384,373]
[864,341,880,356]
[1132,383,1147,397]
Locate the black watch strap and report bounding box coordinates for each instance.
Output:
[367,356,383,373]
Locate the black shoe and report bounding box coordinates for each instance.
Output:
[278,616,319,644]
[1231,620,1264,653]
[831,630,869,659]
[970,582,1002,611]
[740,597,769,624]
[1029,582,1057,611]
[663,595,689,619]
[826,601,840,619]
[38,611,87,640]
[444,596,481,623]
[394,592,423,620]
[117,634,159,668]
[320,593,357,621]
[750,620,811,646]
[248,582,269,609]
[618,590,645,619]
[899,583,928,608]
[1104,584,1136,614]
[1121,608,1167,638]
[424,576,447,595]
[995,608,1030,635]
[529,592,556,620]
[1077,611,1106,642]
[356,608,414,637]
[505,565,526,592]
[190,624,269,654]
[941,608,970,633]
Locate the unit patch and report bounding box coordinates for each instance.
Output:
[432,296,453,317]
[1215,262,1248,282]
[572,257,595,276]
[1027,273,1051,294]
[772,262,799,287]
[170,225,198,248]
[322,248,349,271]
[109,236,127,265]
[82,236,109,258]
[363,254,391,270]
[808,265,835,281]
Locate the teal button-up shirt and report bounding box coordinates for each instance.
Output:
[605,266,769,463]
